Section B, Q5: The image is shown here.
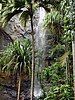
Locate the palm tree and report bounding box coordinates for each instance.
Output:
[0,39,31,100]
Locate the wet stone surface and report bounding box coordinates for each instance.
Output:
[0,79,31,100]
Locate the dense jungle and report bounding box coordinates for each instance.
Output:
[0,0,75,100]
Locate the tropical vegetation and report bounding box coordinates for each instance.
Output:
[0,0,75,100]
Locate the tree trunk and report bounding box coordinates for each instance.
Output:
[70,0,75,99]
[17,74,21,100]
[31,35,35,100]
[17,66,21,100]
[72,41,75,100]
[17,75,21,100]
[66,57,68,84]
[30,1,35,100]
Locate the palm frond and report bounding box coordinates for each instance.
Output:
[14,62,19,72]
[2,55,16,71]
[44,10,63,28]
[59,52,69,66]
[0,39,32,74]
[19,11,29,27]
[1,9,23,27]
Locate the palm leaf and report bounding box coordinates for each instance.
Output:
[59,52,69,66]
[14,62,19,71]
[19,11,29,27]
[1,9,23,27]
[2,55,16,71]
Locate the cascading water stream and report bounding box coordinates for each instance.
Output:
[34,7,46,99]
[4,7,46,99]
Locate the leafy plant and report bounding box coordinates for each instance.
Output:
[44,85,73,100]
[49,44,65,60]
[42,62,66,84]
[0,38,31,74]
[0,38,32,100]
[44,10,63,26]
[42,67,51,81]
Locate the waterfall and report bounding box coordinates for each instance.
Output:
[4,7,46,99]
[34,7,46,99]
[38,7,46,48]
[35,7,46,51]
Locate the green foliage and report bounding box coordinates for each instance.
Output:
[42,62,73,100]
[59,52,69,66]
[44,85,73,100]
[41,0,74,99]
[0,0,74,99]
[42,62,66,84]
[0,38,32,74]
[0,0,25,27]
[42,67,51,81]
[0,0,15,27]
[44,10,63,28]
[19,11,29,27]
[49,44,65,59]
[0,0,38,27]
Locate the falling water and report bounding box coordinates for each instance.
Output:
[34,7,46,99]
[4,7,46,99]
[35,7,46,51]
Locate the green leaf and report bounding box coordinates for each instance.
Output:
[59,52,69,66]
[14,62,19,71]
[19,11,29,27]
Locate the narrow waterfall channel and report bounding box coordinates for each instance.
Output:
[34,7,46,99]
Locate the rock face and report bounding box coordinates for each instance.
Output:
[0,92,15,100]
[0,78,31,100]
[0,27,13,51]
[5,15,25,40]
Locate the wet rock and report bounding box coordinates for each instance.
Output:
[6,89,17,97]
[0,79,31,100]
[0,77,43,100]
[0,91,16,100]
